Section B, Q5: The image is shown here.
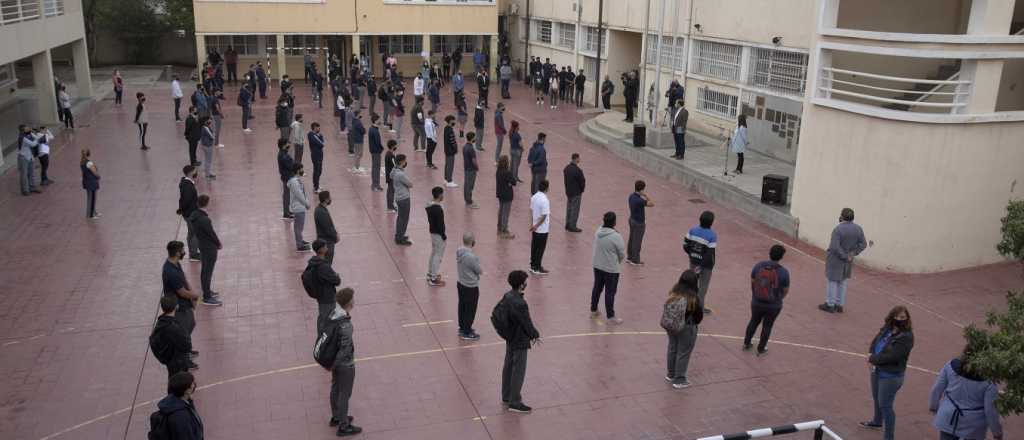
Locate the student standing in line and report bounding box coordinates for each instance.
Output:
[456,92,468,138]
[425,186,447,287]
[443,115,459,187]
[661,270,703,389]
[80,148,100,219]
[591,211,626,324]
[391,88,406,142]
[113,69,124,106]
[327,288,362,436]
[199,117,216,179]
[860,306,915,440]
[368,114,384,191]
[456,232,483,340]
[526,133,548,195]
[239,83,253,133]
[156,372,205,439]
[276,97,292,141]
[314,191,339,266]
[495,155,516,240]
[177,166,203,261]
[743,245,789,356]
[411,96,427,152]
[493,103,507,163]
[508,121,524,183]
[305,239,342,333]
[730,114,749,174]
[288,163,313,252]
[366,76,378,116]
[278,139,294,220]
[928,341,1004,440]
[472,101,486,151]
[290,113,306,166]
[170,74,183,121]
[683,210,718,314]
[184,106,201,166]
[211,90,224,148]
[135,92,150,150]
[384,140,398,212]
[463,132,480,209]
[308,122,326,193]
[348,111,367,174]
[626,180,655,265]
[428,79,440,114]
[496,270,541,413]
[820,207,867,314]
[528,180,551,275]
[391,154,414,246]
[150,295,192,380]
[562,153,585,233]
[337,88,349,136]
[162,240,200,370]
[424,110,439,170]
[188,195,224,306]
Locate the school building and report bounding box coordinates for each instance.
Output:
[501,0,1024,273]
[192,0,499,81]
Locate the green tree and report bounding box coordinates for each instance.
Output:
[83,0,195,64]
[963,291,1024,415]
[997,200,1024,270]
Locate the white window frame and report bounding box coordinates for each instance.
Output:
[557,22,575,49]
[746,47,808,96]
[581,26,607,55]
[583,56,599,81]
[1,0,41,25]
[41,0,62,17]
[645,34,685,70]
[536,20,552,44]
[696,85,739,120]
[691,39,743,82]
[0,63,16,89]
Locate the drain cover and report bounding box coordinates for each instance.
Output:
[688,198,706,204]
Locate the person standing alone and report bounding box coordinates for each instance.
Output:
[743,245,789,356]
[562,153,585,233]
[188,194,223,306]
[626,180,655,265]
[495,270,541,413]
[819,208,867,314]
[661,270,703,389]
[529,180,551,275]
[591,212,626,324]
[425,186,447,286]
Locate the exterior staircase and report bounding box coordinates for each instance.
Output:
[883,61,961,111]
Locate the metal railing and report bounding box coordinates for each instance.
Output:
[42,0,62,17]
[1,0,42,25]
[697,419,843,440]
[819,66,970,112]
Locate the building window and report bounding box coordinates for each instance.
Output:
[696,86,738,119]
[645,34,685,70]
[0,63,15,88]
[379,35,423,55]
[583,56,598,80]
[535,20,552,44]
[557,22,575,49]
[431,35,475,54]
[205,35,260,56]
[582,26,606,54]
[1,0,41,24]
[42,0,62,17]
[283,35,322,56]
[746,47,808,96]
[691,40,742,82]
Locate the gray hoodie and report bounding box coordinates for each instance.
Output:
[390,166,412,201]
[456,246,482,288]
[592,226,626,274]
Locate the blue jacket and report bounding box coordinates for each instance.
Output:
[527,142,547,172]
[348,118,366,145]
[308,132,325,159]
[368,126,383,154]
[277,150,294,182]
[929,359,1002,440]
[156,395,204,440]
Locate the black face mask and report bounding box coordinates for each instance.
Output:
[894,319,908,329]
[178,251,186,260]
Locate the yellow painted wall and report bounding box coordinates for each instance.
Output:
[690,0,815,48]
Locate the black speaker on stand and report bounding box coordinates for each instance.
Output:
[632,124,646,147]
[761,174,789,205]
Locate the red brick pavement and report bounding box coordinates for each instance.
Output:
[0,78,1020,440]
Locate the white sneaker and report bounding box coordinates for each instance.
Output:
[445,181,458,188]
[243,128,252,133]
[217,144,225,148]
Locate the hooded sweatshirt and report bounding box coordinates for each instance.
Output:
[305,255,341,305]
[592,226,626,274]
[156,395,204,440]
[456,246,482,288]
[328,305,355,367]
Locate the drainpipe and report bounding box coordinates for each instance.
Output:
[593,0,603,107]
[525,0,531,81]
[639,0,652,126]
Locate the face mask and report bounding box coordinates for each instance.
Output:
[178,251,186,259]
[894,318,907,328]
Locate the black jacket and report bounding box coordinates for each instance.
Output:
[156,395,204,440]
[184,115,202,142]
[151,314,191,369]
[425,203,446,240]
[443,125,458,156]
[275,104,291,128]
[306,255,341,305]
[314,204,339,244]
[178,178,198,217]
[496,169,515,202]
[187,209,221,250]
[277,150,294,182]
[502,290,540,350]
[473,107,485,130]
[868,327,915,375]
[563,162,585,197]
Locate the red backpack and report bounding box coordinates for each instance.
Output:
[752,264,780,302]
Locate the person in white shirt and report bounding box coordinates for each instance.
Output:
[171,75,184,122]
[37,127,55,186]
[424,111,438,169]
[529,180,551,275]
[413,73,425,97]
[59,86,74,129]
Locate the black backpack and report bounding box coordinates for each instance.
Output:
[301,265,318,299]
[313,319,341,369]
[149,329,174,364]
[147,407,181,440]
[490,299,513,340]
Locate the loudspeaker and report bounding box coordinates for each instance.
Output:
[761,174,789,205]
[632,124,646,147]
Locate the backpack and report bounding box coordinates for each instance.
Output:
[490,299,513,340]
[147,408,180,440]
[752,263,780,302]
[301,265,319,299]
[660,298,688,334]
[149,328,174,364]
[313,319,341,369]
[236,90,245,107]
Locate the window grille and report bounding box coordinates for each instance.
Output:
[379,35,423,55]
[747,47,808,96]
[646,34,685,70]
[431,35,476,54]
[696,86,738,119]
[582,26,606,54]
[557,23,575,49]
[205,35,260,56]
[41,0,60,17]
[536,20,552,44]
[583,56,598,80]
[691,40,742,82]
[1,0,41,25]
[0,63,14,88]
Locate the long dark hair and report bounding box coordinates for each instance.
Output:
[667,270,700,313]
[737,114,747,128]
[883,305,912,332]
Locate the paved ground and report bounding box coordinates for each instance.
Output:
[0,77,1020,440]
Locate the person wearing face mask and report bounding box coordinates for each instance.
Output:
[155,372,205,439]
[184,106,202,167]
[390,154,413,246]
[211,90,225,148]
[278,139,294,220]
[178,165,202,261]
[820,207,867,314]
[288,163,312,251]
[314,191,339,265]
[326,288,362,436]
[188,195,223,306]
[308,122,326,193]
[290,113,306,166]
[494,270,541,413]
[276,97,292,141]
[162,241,200,370]
[199,117,216,179]
[860,306,915,440]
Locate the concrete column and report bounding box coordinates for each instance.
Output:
[421,34,431,61]
[71,38,93,99]
[489,35,499,81]
[276,34,287,81]
[33,50,59,125]
[195,34,207,67]
[352,34,361,58]
[966,0,1014,35]
[959,60,1005,113]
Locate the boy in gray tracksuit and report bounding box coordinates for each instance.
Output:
[456,232,483,340]
[591,211,626,323]
[288,163,311,251]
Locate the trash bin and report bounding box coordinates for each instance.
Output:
[761,174,789,205]
[633,124,646,147]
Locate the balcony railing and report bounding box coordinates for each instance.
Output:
[818,67,970,113]
[1,0,41,25]
[42,0,63,17]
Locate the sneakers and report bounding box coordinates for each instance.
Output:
[445,181,459,188]
[528,267,549,275]
[459,331,480,341]
[742,343,752,351]
[371,186,384,192]
[606,317,624,325]
[467,203,480,209]
[336,424,363,436]
[858,422,882,430]
[395,239,413,246]
[756,348,769,357]
[664,375,673,383]
[590,311,600,319]
[835,305,845,313]
[507,403,532,413]
[282,214,295,220]
[189,255,202,262]
[297,244,313,252]
[386,208,397,214]
[427,277,446,287]
[243,128,252,133]
[818,303,837,313]
[625,259,644,266]
[201,297,223,306]
[217,144,225,148]
[671,379,691,389]
[565,227,582,233]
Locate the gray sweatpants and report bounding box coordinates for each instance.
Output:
[428,234,446,278]
[293,211,306,249]
[330,364,356,429]
[501,345,528,405]
[666,325,698,380]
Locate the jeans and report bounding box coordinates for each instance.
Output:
[242,105,251,129]
[382,103,391,125]
[428,234,446,278]
[138,123,149,147]
[330,365,356,429]
[590,269,620,318]
[339,110,347,134]
[199,247,218,299]
[456,283,480,334]
[826,279,850,307]
[530,232,548,270]
[627,219,645,262]
[351,143,364,170]
[444,155,455,183]
[576,88,584,106]
[530,169,546,195]
[693,266,714,306]
[510,149,523,181]
[673,132,686,157]
[474,130,484,150]
[426,139,437,166]
[370,153,382,189]
[212,115,222,145]
[870,371,904,440]
[312,156,323,190]
[18,156,35,194]
[501,79,510,98]
[494,133,505,163]
[744,303,782,352]
[395,198,411,241]
[412,125,426,151]
[497,200,512,233]
[501,346,528,405]
[281,181,291,217]
[114,89,123,105]
[464,169,477,204]
[62,108,74,128]
[293,211,306,248]
[565,195,582,230]
[85,189,97,217]
[666,325,698,381]
[174,98,182,120]
[202,145,214,176]
[39,154,50,183]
